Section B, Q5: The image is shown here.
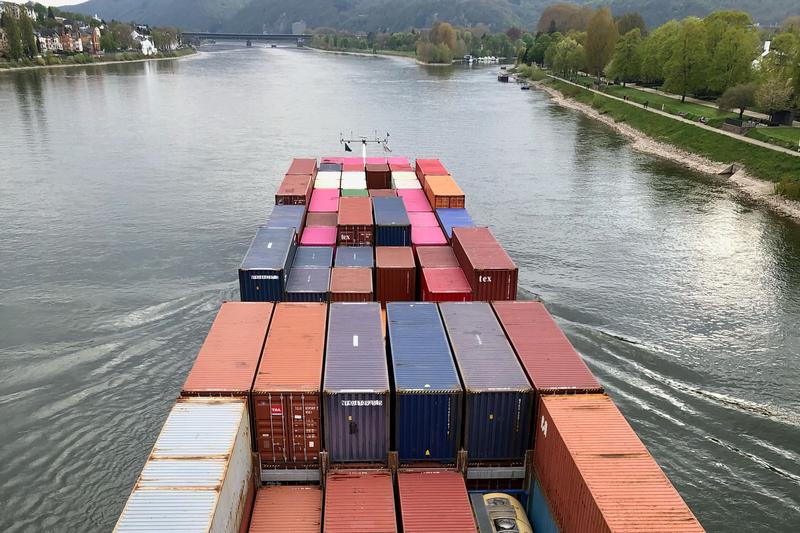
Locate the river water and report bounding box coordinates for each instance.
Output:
[1,46,799,532]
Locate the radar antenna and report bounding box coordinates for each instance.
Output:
[339,131,392,163]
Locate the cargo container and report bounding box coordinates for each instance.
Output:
[239,226,297,302]
[306,212,338,227]
[329,267,373,302]
[365,157,388,165]
[266,204,306,234]
[252,303,326,467]
[387,156,411,168]
[341,189,369,197]
[373,197,411,247]
[319,161,342,172]
[334,246,374,268]
[415,159,448,186]
[451,227,518,301]
[411,226,447,247]
[397,471,476,532]
[324,471,397,533]
[392,171,422,188]
[275,174,313,205]
[369,189,397,197]
[529,478,560,533]
[375,247,416,303]
[408,212,439,227]
[323,303,390,462]
[300,226,337,247]
[287,158,318,177]
[366,163,391,189]
[113,398,254,533]
[309,189,339,213]
[249,486,322,533]
[424,175,465,209]
[321,156,344,164]
[435,208,475,240]
[293,246,334,269]
[337,197,374,246]
[397,189,432,212]
[181,302,273,397]
[342,162,364,172]
[391,164,414,173]
[285,267,330,302]
[439,302,533,461]
[534,394,704,533]
[421,268,472,302]
[387,303,462,462]
[415,246,460,269]
[341,171,367,190]
[394,179,423,190]
[313,174,341,190]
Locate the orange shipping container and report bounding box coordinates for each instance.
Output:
[252,303,327,467]
[249,486,322,533]
[534,394,705,533]
[423,175,465,209]
[324,470,397,533]
[398,471,477,533]
[181,302,273,397]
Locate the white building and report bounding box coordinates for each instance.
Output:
[140,37,157,56]
[37,31,62,53]
[753,40,771,69]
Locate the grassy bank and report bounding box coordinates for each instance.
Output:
[0,47,195,71]
[746,127,800,151]
[543,78,800,199]
[309,46,415,58]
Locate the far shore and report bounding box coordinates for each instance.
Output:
[0,49,197,74]
[309,46,454,66]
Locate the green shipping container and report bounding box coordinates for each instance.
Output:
[341,189,369,197]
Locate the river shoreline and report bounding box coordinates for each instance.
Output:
[532,80,800,223]
[310,47,453,66]
[0,49,196,74]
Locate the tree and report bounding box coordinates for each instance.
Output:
[706,26,759,94]
[584,8,618,83]
[663,18,709,102]
[639,20,680,83]
[506,27,522,41]
[18,11,37,58]
[616,12,647,36]
[2,13,23,61]
[717,83,757,119]
[429,21,456,53]
[782,16,800,33]
[755,77,795,122]
[543,32,563,68]
[551,37,584,79]
[538,3,594,34]
[607,29,642,86]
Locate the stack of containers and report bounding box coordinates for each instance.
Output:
[397,471,477,532]
[239,226,297,302]
[286,247,333,302]
[451,227,518,301]
[439,302,533,461]
[387,303,462,462]
[337,197,374,246]
[324,303,390,462]
[398,189,433,213]
[365,163,391,189]
[329,267,373,302]
[323,471,397,533]
[375,247,416,303]
[305,178,339,247]
[252,303,326,468]
[533,395,704,533]
[373,197,411,247]
[249,486,322,533]
[275,173,314,205]
[424,175,465,209]
[391,171,422,190]
[113,398,254,532]
[266,204,306,235]
[414,158,448,188]
[435,208,475,240]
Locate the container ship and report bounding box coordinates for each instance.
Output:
[113,155,705,532]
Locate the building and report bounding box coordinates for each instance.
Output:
[71,32,82,53]
[140,37,156,56]
[80,27,101,54]
[59,31,73,52]
[2,2,36,20]
[37,30,62,53]
[0,28,7,57]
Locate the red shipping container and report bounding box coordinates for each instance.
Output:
[181,302,273,397]
[366,163,391,189]
[249,486,322,533]
[416,246,460,269]
[369,189,398,197]
[252,303,326,467]
[387,156,411,167]
[451,227,518,301]
[329,267,373,302]
[375,247,415,303]
[306,212,338,227]
[421,268,472,302]
[276,174,314,205]
[534,395,705,533]
[398,471,476,533]
[287,158,318,177]
[492,301,602,395]
[337,197,374,246]
[415,159,448,186]
[343,162,364,171]
[324,471,397,533]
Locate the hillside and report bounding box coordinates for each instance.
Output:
[64,0,799,32]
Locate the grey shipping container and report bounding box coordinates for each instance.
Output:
[292,246,334,269]
[239,226,297,302]
[324,303,390,462]
[285,267,330,302]
[267,205,306,234]
[387,303,462,462]
[439,302,533,461]
[373,197,411,247]
[334,246,374,268]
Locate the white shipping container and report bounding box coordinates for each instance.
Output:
[314,176,341,189]
[391,171,417,181]
[341,171,366,181]
[341,178,367,190]
[316,170,342,180]
[114,398,254,533]
[392,179,422,189]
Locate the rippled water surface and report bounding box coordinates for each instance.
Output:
[1,47,799,532]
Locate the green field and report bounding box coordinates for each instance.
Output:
[746,127,800,151]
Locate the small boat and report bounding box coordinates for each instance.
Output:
[271,44,277,48]
[497,73,509,82]
[521,84,531,90]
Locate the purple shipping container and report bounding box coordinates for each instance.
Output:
[323,303,390,463]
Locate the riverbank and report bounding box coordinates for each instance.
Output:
[0,48,196,73]
[309,46,454,66]
[532,79,800,222]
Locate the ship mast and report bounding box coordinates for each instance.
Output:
[340,131,391,164]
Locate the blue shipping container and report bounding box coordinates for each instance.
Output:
[324,303,390,462]
[267,205,306,233]
[292,246,334,269]
[319,162,343,172]
[439,302,533,461]
[530,478,560,533]
[239,226,297,302]
[334,246,374,268]
[387,303,462,463]
[284,267,330,302]
[373,197,411,246]
[435,208,475,239]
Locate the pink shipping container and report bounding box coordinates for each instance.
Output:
[321,157,344,164]
[398,471,476,533]
[421,268,472,302]
[309,189,340,213]
[249,486,322,533]
[534,394,705,533]
[301,226,337,246]
[324,471,397,533]
[344,157,364,165]
[366,157,388,164]
[398,189,432,212]
[412,226,447,247]
[408,212,439,227]
[387,156,410,167]
[451,227,518,301]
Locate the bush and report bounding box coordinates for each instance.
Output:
[35,57,46,66]
[775,177,800,200]
[46,55,62,65]
[517,64,547,81]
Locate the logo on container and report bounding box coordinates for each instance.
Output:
[478,275,492,283]
[540,415,548,437]
[341,400,382,407]
[271,406,283,416]
[252,275,279,280]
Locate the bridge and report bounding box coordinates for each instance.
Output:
[182,32,312,46]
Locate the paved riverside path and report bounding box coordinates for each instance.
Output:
[546,76,800,158]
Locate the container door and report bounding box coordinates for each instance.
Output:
[254,394,288,464]
[326,393,387,462]
[288,393,321,465]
